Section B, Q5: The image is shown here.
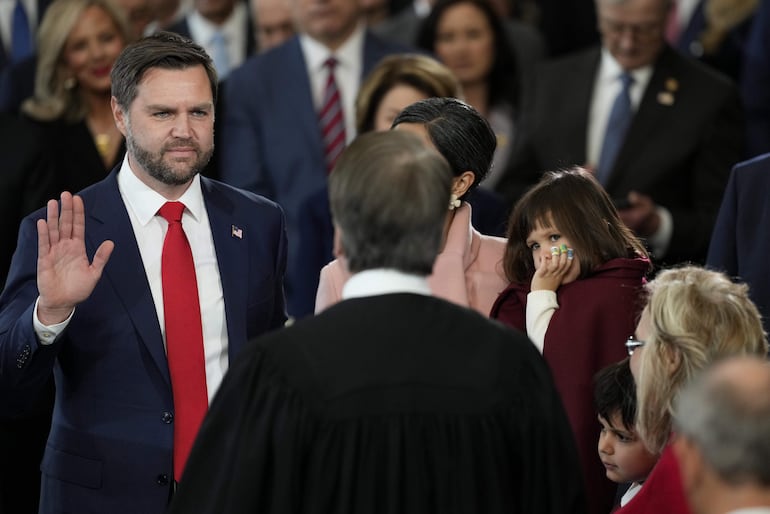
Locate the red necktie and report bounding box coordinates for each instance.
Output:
[158,201,208,481]
[319,57,346,173]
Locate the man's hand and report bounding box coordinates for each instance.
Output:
[36,192,114,325]
[617,191,661,237]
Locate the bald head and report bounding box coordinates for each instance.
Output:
[675,356,770,486]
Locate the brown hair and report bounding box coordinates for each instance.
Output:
[355,53,461,134]
[503,167,649,283]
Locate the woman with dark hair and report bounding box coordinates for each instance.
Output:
[315,97,508,316]
[416,0,521,186]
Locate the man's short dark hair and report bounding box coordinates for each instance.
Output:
[594,358,637,430]
[329,131,453,274]
[111,31,218,110]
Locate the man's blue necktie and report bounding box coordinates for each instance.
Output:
[210,31,230,79]
[11,0,33,62]
[596,73,635,186]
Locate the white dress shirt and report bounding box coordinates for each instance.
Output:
[188,1,249,79]
[587,50,652,169]
[35,156,230,403]
[300,23,366,144]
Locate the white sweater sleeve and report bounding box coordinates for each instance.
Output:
[526,290,559,353]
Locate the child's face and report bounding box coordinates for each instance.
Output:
[597,413,658,484]
[526,220,581,284]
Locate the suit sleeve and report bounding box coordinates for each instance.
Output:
[706,164,740,275]
[268,203,289,330]
[0,214,61,415]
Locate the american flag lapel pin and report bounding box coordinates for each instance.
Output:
[231,225,243,239]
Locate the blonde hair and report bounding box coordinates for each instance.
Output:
[22,0,130,122]
[354,53,461,134]
[635,266,768,454]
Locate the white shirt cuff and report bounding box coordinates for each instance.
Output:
[33,297,74,345]
[647,206,673,259]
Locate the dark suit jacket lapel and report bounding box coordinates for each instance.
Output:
[84,171,169,385]
[200,179,248,360]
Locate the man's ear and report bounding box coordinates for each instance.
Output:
[672,435,705,496]
[111,97,128,137]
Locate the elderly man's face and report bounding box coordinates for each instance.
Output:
[596,0,668,70]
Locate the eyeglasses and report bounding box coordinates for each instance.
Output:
[599,18,662,41]
[625,336,646,356]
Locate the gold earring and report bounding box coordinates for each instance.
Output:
[63,77,76,90]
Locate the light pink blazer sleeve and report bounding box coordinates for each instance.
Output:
[315,259,351,313]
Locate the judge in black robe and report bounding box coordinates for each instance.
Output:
[169,130,587,514]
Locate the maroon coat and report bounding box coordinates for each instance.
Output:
[491,257,650,514]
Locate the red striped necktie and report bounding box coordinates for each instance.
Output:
[158,201,208,481]
[319,57,346,173]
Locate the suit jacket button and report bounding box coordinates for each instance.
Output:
[156,474,169,486]
[161,411,173,424]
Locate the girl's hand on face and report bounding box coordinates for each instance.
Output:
[531,244,575,291]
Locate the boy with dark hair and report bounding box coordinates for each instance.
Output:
[594,358,659,508]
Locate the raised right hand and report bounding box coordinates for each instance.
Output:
[36,192,114,325]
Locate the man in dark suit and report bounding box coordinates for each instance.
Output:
[219,0,409,317]
[0,32,287,514]
[169,130,587,514]
[706,153,770,335]
[499,0,744,267]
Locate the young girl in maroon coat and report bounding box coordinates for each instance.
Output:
[490,167,651,514]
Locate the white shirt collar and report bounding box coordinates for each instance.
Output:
[342,269,432,300]
[413,0,431,17]
[116,154,205,226]
[599,48,654,89]
[299,22,366,75]
[188,2,246,44]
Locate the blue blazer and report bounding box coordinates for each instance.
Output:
[0,170,287,513]
[707,153,770,334]
[220,32,410,316]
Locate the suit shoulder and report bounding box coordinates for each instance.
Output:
[660,47,737,92]
[228,38,300,84]
[365,30,417,55]
[202,177,283,213]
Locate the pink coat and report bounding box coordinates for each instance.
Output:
[315,203,507,315]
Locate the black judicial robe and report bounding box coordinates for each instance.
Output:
[170,293,587,514]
